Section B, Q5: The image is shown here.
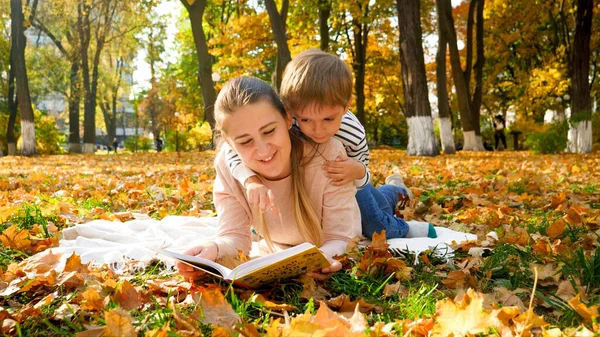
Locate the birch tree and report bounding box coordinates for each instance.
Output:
[396,0,439,156]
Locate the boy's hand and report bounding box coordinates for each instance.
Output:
[307,258,342,281]
[176,242,218,280]
[323,155,365,186]
[244,176,278,214]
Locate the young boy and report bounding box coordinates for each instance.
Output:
[223,49,436,239]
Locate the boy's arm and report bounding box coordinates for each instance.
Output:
[223,142,278,213]
[223,142,258,186]
[335,112,371,188]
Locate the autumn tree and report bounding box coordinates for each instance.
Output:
[439,0,485,151]
[31,0,83,153]
[435,0,456,154]
[138,13,166,145]
[318,0,332,51]
[332,1,395,126]
[180,0,218,137]
[396,0,439,156]
[11,0,37,156]
[567,0,594,153]
[265,0,291,92]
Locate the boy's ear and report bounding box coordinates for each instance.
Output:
[344,97,353,112]
[285,109,293,129]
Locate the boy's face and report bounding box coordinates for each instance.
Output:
[293,103,347,144]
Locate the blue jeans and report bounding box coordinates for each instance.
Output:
[356,184,409,239]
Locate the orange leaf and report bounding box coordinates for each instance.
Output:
[81,287,105,311]
[0,225,31,251]
[103,308,136,337]
[251,294,298,312]
[568,293,599,324]
[324,294,382,313]
[434,288,491,336]
[115,280,145,311]
[196,288,240,329]
[512,309,549,337]
[546,218,566,239]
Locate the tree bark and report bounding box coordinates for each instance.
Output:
[439,0,484,151]
[31,12,82,153]
[351,6,369,126]
[11,0,36,156]
[68,59,82,153]
[182,0,217,136]
[568,0,593,153]
[77,0,93,153]
[470,0,485,138]
[318,0,331,51]
[265,0,291,93]
[397,0,439,156]
[435,0,455,154]
[7,38,17,156]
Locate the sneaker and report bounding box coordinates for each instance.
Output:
[385,174,413,199]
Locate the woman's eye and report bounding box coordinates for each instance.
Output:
[264,128,275,135]
[300,119,310,123]
[240,139,252,145]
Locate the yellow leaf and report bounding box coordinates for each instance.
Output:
[434,288,491,336]
[81,287,105,311]
[0,225,31,251]
[103,308,136,337]
[568,294,599,324]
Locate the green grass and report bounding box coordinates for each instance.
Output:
[7,203,56,238]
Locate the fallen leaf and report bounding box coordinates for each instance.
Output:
[103,308,136,337]
[434,288,491,336]
[568,293,599,324]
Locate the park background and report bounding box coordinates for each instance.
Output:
[1,0,599,156]
[2,0,600,336]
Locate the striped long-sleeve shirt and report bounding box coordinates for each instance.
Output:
[224,111,371,189]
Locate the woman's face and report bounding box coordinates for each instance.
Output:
[223,100,293,180]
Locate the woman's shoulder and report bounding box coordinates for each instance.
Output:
[303,138,346,165]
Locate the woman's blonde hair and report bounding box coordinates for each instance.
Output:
[214,76,323,248]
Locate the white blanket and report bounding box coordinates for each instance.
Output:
[52,216,478,271]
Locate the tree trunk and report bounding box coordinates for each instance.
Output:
[397,0,439,156]
[568,0,593,153]
[265,0,291,92]
[439,0,484,151]
[31,11,81,154]
[7,41,17,156]
[77,0,94,153]
[471,0,485,142]
[183,0,217,137]
[352,16,368,126]
[11,0,36,156]
[435,0,455,154]
[68,60,82,153]
[318,0,331,51]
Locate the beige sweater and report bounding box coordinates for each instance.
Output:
[212,138,362,259]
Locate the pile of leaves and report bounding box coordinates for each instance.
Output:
[1,150,600,336]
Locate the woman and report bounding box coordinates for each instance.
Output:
[177,76,362,281]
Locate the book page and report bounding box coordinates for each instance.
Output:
[153,248,233,278]
[231,243,330,289]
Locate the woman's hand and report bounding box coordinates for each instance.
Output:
[176,242,219,280]
[307,258,342,281]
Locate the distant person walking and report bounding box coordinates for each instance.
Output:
[113,139,118,154]
[156,138,163,152]
[493,114,507,150]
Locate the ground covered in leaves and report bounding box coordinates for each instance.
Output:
[1,150,600,336]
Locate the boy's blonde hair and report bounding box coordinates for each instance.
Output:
[280,49,353,114]
[214,76,323,249]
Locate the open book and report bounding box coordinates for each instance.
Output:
[155,242,330,289]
